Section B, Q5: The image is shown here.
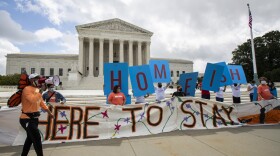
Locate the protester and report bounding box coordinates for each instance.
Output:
[20,73,53,156]
[172,85,186,97]
[215,86,226,102]
[43,84,66,104]
[247,80,257,102]
[108,85,126,105]
[257,77,275,100]
[154,82,170,101]
[200,77,211,100]
[269,82,278,98]
[231,83,241,103]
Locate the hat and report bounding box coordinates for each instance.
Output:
[28,73,40,79]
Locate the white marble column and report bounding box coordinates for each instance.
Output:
[109,39,113,63]
[129,40,133,66]
[146,41,151,64]
[137,41,142,65]
[78,36,84,75]
[119,40,124,62]
[99,38,104,76]
[89,38,94,77]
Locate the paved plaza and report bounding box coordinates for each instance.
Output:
[1,124,280,156]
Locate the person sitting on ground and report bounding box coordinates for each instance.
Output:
[269,82,278,98]
[108,85,126,106]
[247,80,257,102]
[215,86,226,102]
[258,77,275,100]
[231,83,241,104]
[43,84,66,104]
[154,82,170,101]
[172,85,186,97]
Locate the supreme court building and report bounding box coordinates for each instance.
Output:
[6,18,193,89]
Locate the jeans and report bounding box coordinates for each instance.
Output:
[202,94,210,99]
[216,97,224,102]
[20,118,43,156]
[249,93,253,102]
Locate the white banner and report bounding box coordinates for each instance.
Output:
[1,97,279,146]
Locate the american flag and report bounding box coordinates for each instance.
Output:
[248,5,253,29]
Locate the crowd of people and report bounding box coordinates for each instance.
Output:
[197,76,278,104]
[18,72,278,155]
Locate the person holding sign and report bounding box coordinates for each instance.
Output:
[215,86,226,102]
[172,85,186,97]
[231,83,241,104]
[154,82,170,101]
[257,77,275,100]
[108,85,126,105]
[247,80,257,102]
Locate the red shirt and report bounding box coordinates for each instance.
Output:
[258,85,273,100]
[108,92,126,106]
[201,90,210,95]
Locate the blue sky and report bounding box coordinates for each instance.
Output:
[1,0,280,75]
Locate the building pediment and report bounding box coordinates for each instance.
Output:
[76,18,153,36]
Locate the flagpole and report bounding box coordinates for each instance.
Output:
[247,4,258,84]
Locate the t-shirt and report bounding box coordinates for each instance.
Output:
[155,86,167,101]
[20,86,48,119]
[201,90,210,95]
[247,84,257,94]
[216,87,224,98]
[108,92,126,105]
[48,92,56,103]
[258,85,273,100]
[172,91,186,97]
[231,85,241,97]
[135,96,145,103]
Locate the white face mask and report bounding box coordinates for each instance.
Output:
[261,81,266,85]
[48,88,54,92]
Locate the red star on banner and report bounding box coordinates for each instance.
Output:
[58,124,67,134]
[114,124,121,131]
[101,110,109,118]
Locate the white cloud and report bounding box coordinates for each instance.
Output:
[35,27,63,42]
[0,10,35,43]
[13,0,280,73]
[0,38,20,75]
[57,32,79,54]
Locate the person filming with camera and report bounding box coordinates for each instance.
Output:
[20,73,54,156]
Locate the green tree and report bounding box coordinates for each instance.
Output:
[0,74,21,85]
[232,30,280,81]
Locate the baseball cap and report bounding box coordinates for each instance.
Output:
[28,73,40,79]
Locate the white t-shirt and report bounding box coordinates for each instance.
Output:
[135,96,145,103]
[231,85,241,97]
[154,86,167,101]
[247,84,257,94]
[216,87,224,98]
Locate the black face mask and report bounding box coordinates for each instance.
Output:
[179,88,182,92]
[234,84,237,87]
[158,84,162,88]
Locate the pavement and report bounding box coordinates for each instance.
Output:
[0,124,280,156]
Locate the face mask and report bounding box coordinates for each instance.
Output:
[234,84,237,87]
[179,88,182,92]
[261,81,266,85]
[158,84,162,88]
[48,88,54,92]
